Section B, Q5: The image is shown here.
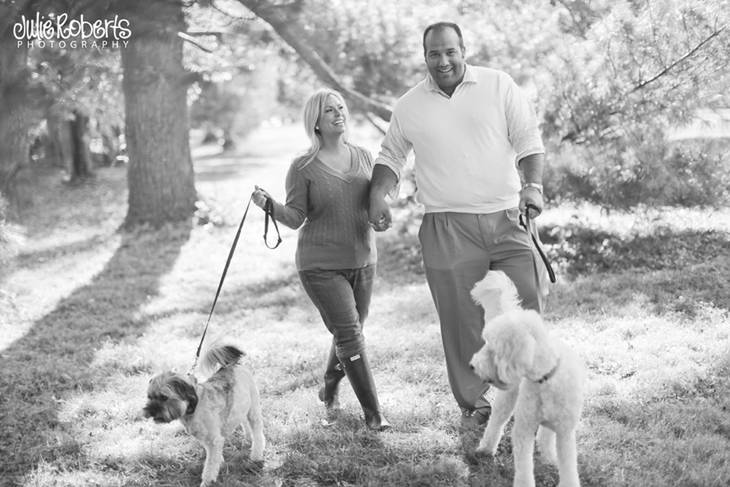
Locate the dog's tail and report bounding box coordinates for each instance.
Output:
[471,270,522,322]
[200,339,245,376]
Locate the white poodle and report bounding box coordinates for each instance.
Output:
[469,270,585,487]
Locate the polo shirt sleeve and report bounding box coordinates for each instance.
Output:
[272,160,307,229]
[504,78,545,165]
[374,110,412,182]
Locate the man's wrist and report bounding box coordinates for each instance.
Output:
[522,182,543,195]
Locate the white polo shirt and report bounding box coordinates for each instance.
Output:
[375,65,545,214]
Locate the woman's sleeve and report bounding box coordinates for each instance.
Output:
[271,161,307,229]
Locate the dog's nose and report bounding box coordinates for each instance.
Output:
[469,364,474,371]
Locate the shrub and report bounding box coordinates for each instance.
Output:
[544,138,730,209]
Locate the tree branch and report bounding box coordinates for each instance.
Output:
[237,0,392,122]
[209,0,257,22]
[363,111,386,136]
[629,25,726,94]
[185,31,224,40]
[177,31,215,53]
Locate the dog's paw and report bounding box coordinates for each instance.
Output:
[475,443,498,458]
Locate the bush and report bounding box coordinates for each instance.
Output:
[656,140,730,206]
[544,138,730,209]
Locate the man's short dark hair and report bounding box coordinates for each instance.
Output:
[422,22,464,55]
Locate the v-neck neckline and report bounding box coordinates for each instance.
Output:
[314,146,357,181]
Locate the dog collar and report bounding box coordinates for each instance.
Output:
[534,358,561,384]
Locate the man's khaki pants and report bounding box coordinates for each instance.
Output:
[418,209,543,410]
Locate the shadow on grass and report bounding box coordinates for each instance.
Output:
[579,356,730,487]
[15,234,113,269]
[457,422,560,487]
[377,223,730,314]
[542,224,729,277]
[133,441,269,487]
[0,222,192,485]
[269,417,562,487]
[545,252,730,319]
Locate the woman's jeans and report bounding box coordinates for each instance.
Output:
[298,265,375,360]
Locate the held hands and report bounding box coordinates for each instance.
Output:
[368,195,392,232]
[252,185,272,209]
[518,185,544,219]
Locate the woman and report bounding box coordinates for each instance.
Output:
[252,89,390,431]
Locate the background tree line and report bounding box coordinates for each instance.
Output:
[0,0,728,235]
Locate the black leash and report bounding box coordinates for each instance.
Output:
[519,204,556,283]
[189,192,282,373]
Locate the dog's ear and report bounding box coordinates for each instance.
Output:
[168,376,198,414]
[471,271,521,322]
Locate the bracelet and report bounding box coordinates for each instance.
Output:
[522,182,543,194]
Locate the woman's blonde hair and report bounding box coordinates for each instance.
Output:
[298,88,350,167]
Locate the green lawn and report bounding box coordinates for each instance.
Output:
[0,124,728,487]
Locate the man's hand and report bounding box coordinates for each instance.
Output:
[519,185,543,219]
[368,195,392,232]
[368,164,398,232]
[517,154,545,219]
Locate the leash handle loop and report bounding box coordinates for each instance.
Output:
[520,204,557,283]
[263,198,282,249]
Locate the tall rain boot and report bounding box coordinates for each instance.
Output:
[318,342,345,415]
[341,351,391,431]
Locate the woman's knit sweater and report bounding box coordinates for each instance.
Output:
[271,144,377,271]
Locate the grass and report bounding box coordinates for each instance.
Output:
[0,123,728,487]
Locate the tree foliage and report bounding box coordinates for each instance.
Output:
[239,0,728,208]
[3,0,727,214]
[540,0,729,207]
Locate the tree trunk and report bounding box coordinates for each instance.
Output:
[47,113,74,171]
[120,0,196,227]
[0,38,33,205]
[69,110,93,181]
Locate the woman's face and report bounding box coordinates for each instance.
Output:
[317,94,347,137]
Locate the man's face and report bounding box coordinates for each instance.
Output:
[424,27,466,94]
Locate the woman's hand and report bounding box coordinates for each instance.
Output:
[252,185,272,209]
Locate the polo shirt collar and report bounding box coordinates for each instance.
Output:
[425,64,477,94]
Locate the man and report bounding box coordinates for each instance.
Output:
[369,22,546,426]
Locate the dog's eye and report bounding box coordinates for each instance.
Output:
[159,395,168,401]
